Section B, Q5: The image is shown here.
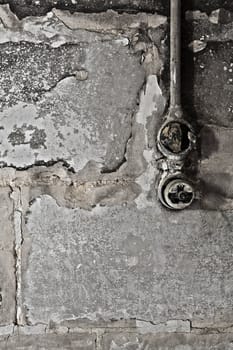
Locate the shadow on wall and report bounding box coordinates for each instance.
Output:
[180,0,233,210]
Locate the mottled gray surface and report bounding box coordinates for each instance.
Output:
[0,188,15,325]
[0,333,96,349]
[22,195,233,324]
[102,333,233,350]
[200,125,233,210]
[183,42,233,128]
[0,39,144,171]
[0,251,15,325]
[0,7,165,171]
[0,188,14,250]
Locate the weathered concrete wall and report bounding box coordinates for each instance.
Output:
[0,1,233,349]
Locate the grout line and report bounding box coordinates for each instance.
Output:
[94,329,105,350]
[1,322,233,337]
[10,186,24,326]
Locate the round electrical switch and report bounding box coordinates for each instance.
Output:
[159,178,195,210]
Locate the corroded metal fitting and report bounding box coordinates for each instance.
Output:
[158,173,195,210]
[157,115,196,160]
[157,145,196,210]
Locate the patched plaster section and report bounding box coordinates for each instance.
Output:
[53,8,167,32]
[134,75,166,209]
[135,319,190,334]
[0,98,107,170]
[0,5,167,47]
[0,43,144,171]
[0,5,166,173]
[0,5,104,46]
[0,77,166,210]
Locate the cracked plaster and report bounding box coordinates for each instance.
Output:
[1,3,233,348]
[0,5,166,173]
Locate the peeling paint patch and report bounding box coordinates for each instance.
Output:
[0,5,166,174]
[53,9,167,32]
[134,75,166,209]
[0,5,166,47]
[136,75,163,125]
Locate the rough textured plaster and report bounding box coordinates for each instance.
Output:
[0,71,165,209]
[0,189,16,325]
[0,6,166,172]
[0,43,144,171]
[186,8,233,43]
[52,8,167,32]
[0,5,166,45]
[102,332,233,350]
[0,332,96,349]
[22,195,233,325]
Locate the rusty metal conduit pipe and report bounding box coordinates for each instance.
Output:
[157,0,197,210]
[170,0,181,110]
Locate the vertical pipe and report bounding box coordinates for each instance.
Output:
[170,0,181,110]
